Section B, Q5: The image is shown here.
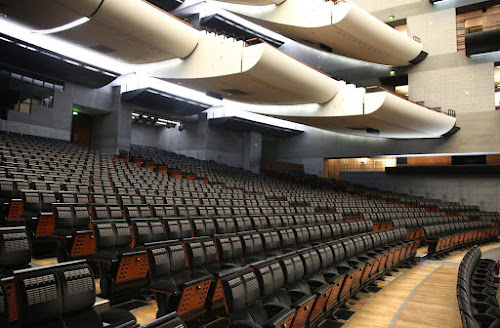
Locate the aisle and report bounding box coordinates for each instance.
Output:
[343,242,500,328]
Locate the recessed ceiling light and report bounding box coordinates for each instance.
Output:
[390,70,396,76]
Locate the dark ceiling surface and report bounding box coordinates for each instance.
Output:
[209,116,303,138]
[0,32,118,88]
[122,88,212,116]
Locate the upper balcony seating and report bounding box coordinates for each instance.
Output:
[7,260,137,328]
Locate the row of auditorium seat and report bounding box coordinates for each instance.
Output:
[424,222,499,255]
[457,246,500,328]
[1,134,499,327]
[89,218,375,302]
[149,228,417,327]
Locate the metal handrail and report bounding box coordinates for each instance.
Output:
[366,86,456,117]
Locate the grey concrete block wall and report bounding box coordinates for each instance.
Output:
[131,117,261,170]
[340,172,500,212]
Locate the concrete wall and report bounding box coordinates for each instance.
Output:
[3,82,133,154]
[131,122,161,147]
[408,8,457,56]
[340,171,500,212]
[3,80,74,140]
[130,118,259,169]
[409,62,494,114]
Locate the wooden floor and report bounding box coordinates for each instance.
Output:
[30,243,500,327]
[344,242,500,328]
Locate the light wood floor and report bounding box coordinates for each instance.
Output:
[344,242,500,328]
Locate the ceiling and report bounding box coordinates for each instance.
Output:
[122,88,211,116]
[0,32,118,88]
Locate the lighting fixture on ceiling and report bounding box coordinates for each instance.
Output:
[131,111,181,129]
[32,17,91,35]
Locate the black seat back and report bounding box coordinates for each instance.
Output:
[0,226,31,274]
[131,218,165,246]
[15,265,62,326]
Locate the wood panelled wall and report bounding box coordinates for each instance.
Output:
[325,158,396,179]
[457,6,500,51]
[398,156,452,166]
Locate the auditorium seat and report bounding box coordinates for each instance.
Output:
[131,218,165,246]
[92,221,149,302]
[220,266,296,328]
[146,241,213,322]
[0,226,31,277]
[215,234,245,269]
[52,203,94,261]
[91,204,124,221]
[11,260,137,327]
[191,217,216,237]
[163,217,192,240]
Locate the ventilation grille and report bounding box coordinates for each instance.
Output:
[90,45,116,53]
[222,89,249,96]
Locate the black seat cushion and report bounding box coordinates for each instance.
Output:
[99,308,137,327]
[150,278,180,294]
[64,310,103,328]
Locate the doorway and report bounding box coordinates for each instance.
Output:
[71,111,92,148]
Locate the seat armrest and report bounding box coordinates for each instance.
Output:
[180,273,213,288]
[312,282,331,295]
[139,312,182,328]
[107,319,138,328]
[121,249,147,257]
[291,294,316,308]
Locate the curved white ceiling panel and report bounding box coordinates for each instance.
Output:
[149,34,340,105]
[2,0,201,64]
[215,0,285,5]
[0,0,101,29]
[243,91,457,138]
[217,0,426,66]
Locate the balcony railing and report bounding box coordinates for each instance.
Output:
[366,86,456,118]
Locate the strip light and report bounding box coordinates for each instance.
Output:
[32,17,90,35]
[131,111,181,128]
